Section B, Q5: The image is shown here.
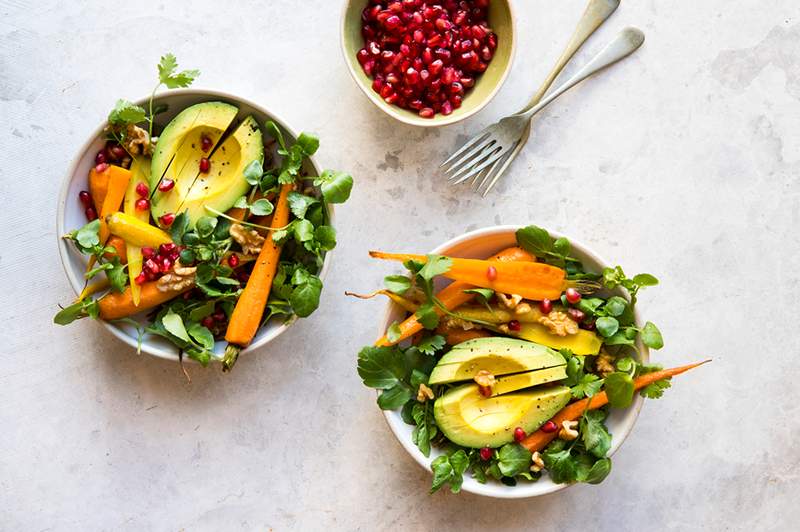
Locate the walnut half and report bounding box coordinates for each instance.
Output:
[156,261,197,293]
[537,310,579,337]
[230,223,265,256]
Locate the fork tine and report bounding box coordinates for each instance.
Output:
[451,145,507,185]
[441,128,491,168]
[443,137,495,178]
[474,150,507,192]
[479,141,521,196]
[449,142,501,184]
[446,140,498,181]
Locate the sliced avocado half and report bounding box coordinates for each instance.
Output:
[490,365,568,397]
[434,384,571,448]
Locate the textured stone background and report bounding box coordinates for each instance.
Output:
[1,0,799,530]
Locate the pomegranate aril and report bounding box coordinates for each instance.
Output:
[213,311,226,322]
[134,272,147,285]
[159,243,176,255]
[405,67,420,85]
[486,265,497,281]
[228,254,240,268]
[94,151,107,165]
[135,198,150,211]
[508,319,521,332]
[385,14,401,29]
[159,213,175,226]
[158,179,175,192]
[479,385,492,397]
[565,287,582,304]
[199,157,210,173]
[568,308,586,323]
[85,207,98,221]
[479,447,492,461]
[440,101,453,115]
[144,258,159,273]
[78,191,92,209]
[357,49,370,64]
[108,145,126,160]
[135,182,149,197]
[413,29,424,43]
[160,257,173,273]
[429,59,443,75]
[419,107,434,118]
[541,420,558,434]
[451,94,462,108]
[141,246,155,258]
[201,316,215,328]
[513,427,526,442]
[95,162,109,173]
[539,298,553,314]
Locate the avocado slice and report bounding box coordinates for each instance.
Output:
[434,384,571,448]
[512,323,602,355]
[428,337,565,385]
[490,365,568,397]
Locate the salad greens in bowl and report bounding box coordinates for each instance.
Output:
[352,225,708,497]
[55,55,354,371]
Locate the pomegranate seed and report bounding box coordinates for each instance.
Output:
[237,271,250,283]
[565,287,582,304]
[582,320,596,331]
[159,243,176,255]
[158,179,175,192]
[94,151,106,165]
[568,308,586,322]
[141,246,155,258]
[135,198,150,211]
[201,316,215,328]
[451,94,462,108]
[213,311,226,322]
[94,162,109,173]
[357,48,370,64]
[513,427,526,442]
[385,15,401,29]
[413,29,424,43]
[109,145,126,160]
[479,447,492,461]
[85,207,98,221]
[160,257,173,273]
[419,107,434,118]
[144,258,159,273]
[78,190,92,209]
[228,254,240,268]
[405,67,419,85]
[541,421,558,434]
[159,213,175,226]
[429,59,444,75]
[199,157,210,173]
[478,385,492,397]
[134,272,147,285]
[539,298,553,314]
[135,182,149,197]
[508,320,521,332]
[486,265,497,281]
[200,134,213,152]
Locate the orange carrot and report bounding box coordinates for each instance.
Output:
[521,360,712,453]
[98,281,189,320]
[437,326,492,345]
[222,183,293,371]
[89,167,110,209]
[104,236,127,263]
[375,246,534,346]
[370,251,570,301]
[97,166,132,246]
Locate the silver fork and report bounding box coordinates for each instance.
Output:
[443,27,644,195]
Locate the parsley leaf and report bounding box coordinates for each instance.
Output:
[580,410,612,458]
[384,274,411,295]
[430,450,469,494]
[157,53,200,88]
[497,443,532,477]
[418,255,452,281]
[416,334,446,355]
[107,99,146,126]
[570,373,604,399]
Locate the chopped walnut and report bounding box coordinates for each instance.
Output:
[514,302,532,316]
[417,383,435,402]
[443,316,480,331]
[497,293,523,310]
[537,310,579,337]
[559,420,579,441]
[123,124,153,156]
[230,223,265,255]
[156,261,197,292]
[595,349,616,377]
[530,451,545,473]
[473,370,496,388]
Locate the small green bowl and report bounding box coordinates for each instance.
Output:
[340,0,516,127]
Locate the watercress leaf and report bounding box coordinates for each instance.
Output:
[448,450,469,493]
[108,99,146,126]
[616,356,635,373]
[415,302,439,330]
[430,456,454,494]
[106,259,127,293]
[595,316,620,338]
[584,457,612,484]
[264,121,286,151]
[387,321,402,343]
[497,444,532,477]
[290,275,322,317]
[357,345,408,389]
[306,203,324,227]
[516,225,554,256]
[571,373,604,399]
[195,216,218,239]
[53,299,99,325]
[243,159,263,185]
[314,225,336,250]
[564,353,585,387]
[604,371,635,408]
[296,131,320,156]
[604,296,628,317]
[384,274,411,295]
[162,310,190,342]
[553,237,571,257]
[641,321,664,349]
[603,331,635,346]
[287,191,318,219]
[293,219,314,243]
[418,254,452,281]
[168,211,189,244]
[377,383,413,410]
[580,410,612,458]
[602,266,625,289]
[74,219,101,251]
[417,335,446,356]
[214,276,240,286]
[633,273,659,286]
[542,448,577,484]
[249,198,274,217]
[188,300,215,322]
[187,323,214,350]
[316,169,353,204]
[401,400,416,424]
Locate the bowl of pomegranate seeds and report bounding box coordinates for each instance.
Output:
[342,0,516,126]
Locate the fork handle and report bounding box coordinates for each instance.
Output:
[523,0,620,112]
[520,27,645,120]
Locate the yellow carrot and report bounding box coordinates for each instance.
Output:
[222,183,293,371]
[123,157,152,305]
[107,212,171,248]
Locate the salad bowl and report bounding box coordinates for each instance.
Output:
[377,225,650,498]
[56,89,335,363]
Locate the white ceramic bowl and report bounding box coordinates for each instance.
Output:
[56,89,334,362]
[378,225,649,498]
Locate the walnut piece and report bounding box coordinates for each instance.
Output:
[537,310,579,337]
[443,316,479,331]
[123,124,153,156]
[417,383,435,402]
[156,261,197,293]
[230,223,265,256]
[530,451,545,473]
[595,349,616,377]
[514,302,532,316]
[473,370,496,388]
[497,293,523,310]
[559,420,579,441]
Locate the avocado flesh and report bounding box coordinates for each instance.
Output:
[428,337,565,385]
[434,384,571,448]
[150,102,238,223]
[491,365,568,397]
[176,115,264,225]
[513,323,602,355]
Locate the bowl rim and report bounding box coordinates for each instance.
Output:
[377,224,648,498]
[339,0,517,127]
[56,88,335,363]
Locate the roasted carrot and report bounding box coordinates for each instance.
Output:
[98,281,189,320]
[436,324,492,345]
[89,167,110,209]
[345,290,420,314]
[369,251,574,301]
[521,360,712,453]
[375,246,534,346]
[222,183,293,371]
[104,236,128,264]
[97,166,132,246]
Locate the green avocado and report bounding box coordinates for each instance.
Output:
[490,365,568,397]
[434,384,571,448]
[428,337,565,385]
